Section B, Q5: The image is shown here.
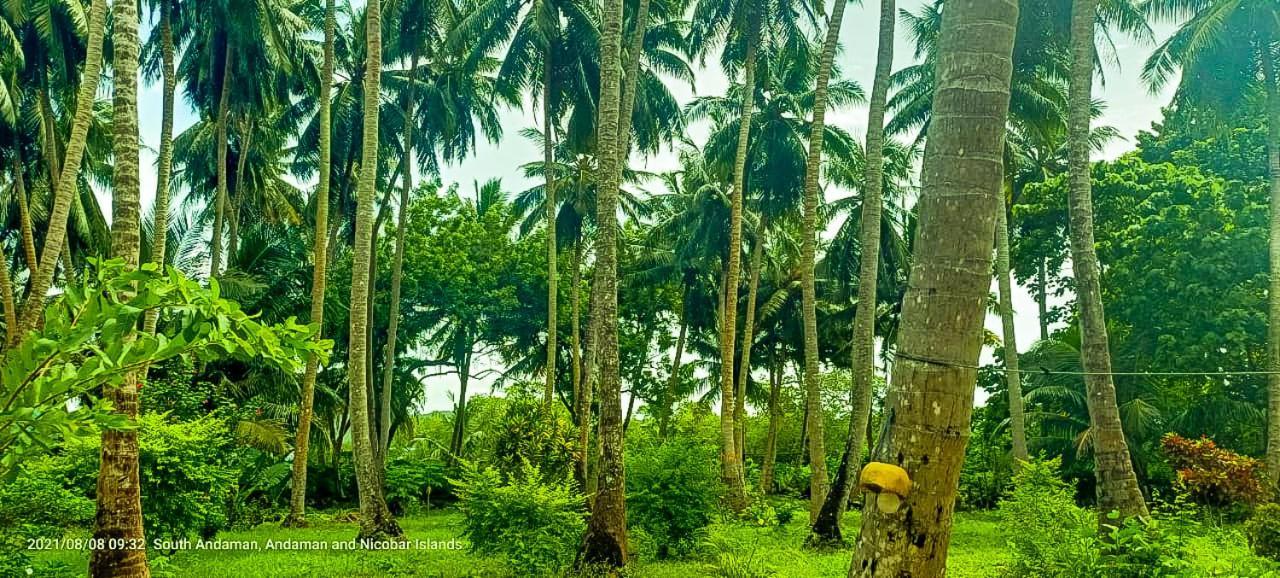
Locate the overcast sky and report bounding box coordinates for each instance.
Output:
[127,1,1181,413]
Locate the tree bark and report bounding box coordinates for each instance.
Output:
[760,346,782,494]
[142,0,177,340]
[996,191,1029,463]
[285,0,336,528]
[571,238,583,425]
[14,0,106,344]
[544,55,559,407]
[346,0,402,541]
[850,0,1018,574]
[736,216,767,470]
[1265,42,1280,487]
[0,244,16,350]
[449,344,473,459]
[90,0,149,573]
[576,0,628,563]
[659,289,688,439]
[1037,258,1049,341]
[227,120,253,266]
[718,18,759,516]
[809,0,881,544]
[11,146,39,276]
[209,42,233,278]
[1066,0,1148,524]
[577,291,597,494]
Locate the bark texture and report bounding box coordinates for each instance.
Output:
[850,1,1017,574]
[346,0,403,541]
[544,54,558,407]
[209,42,233,278]
[90,0,149,573]
[1066,0,1149,523]
[142,0,176,339]
[576,0,628,563]
[286,0,336,528]
[1266,43,1280,486]
[15,0,106,343]
[996,192,1029,463]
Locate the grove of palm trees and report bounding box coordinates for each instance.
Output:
[6,0,1280,576]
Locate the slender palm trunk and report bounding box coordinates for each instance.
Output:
[449,345,473,458]
[37,79,62,188]
[735,216,766,468]
[850,1,1018,574]
[228,121,252,266]
[810,0,888,544]
[14,0,106,343]
[996,192,1029,463]
[1,244,16,349]
[577,293,597,493]
[1037,258,1049,341]
[759,346,782,493]
[90,1,148,574]
[1066,0,1148,523]
[142,1,176,339]
[660,291,688,439]
[571,238,583,421]
[1265,45,1280,486]
[718,19,759,516]
[12,147,39,275]
[577,0,628,563]
[284,0,335,528]
[209,42,233,278]
[347,0,401,541]
[544,56,559,407]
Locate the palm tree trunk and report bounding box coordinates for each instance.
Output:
[90,0,149,574]
[380,53,418,460]
[1066,0,1148,524]
[285,0,335,528]
[660,290,688,439]
[718,18,759,516]
[760,345,782,494]
[577,0,628,563]
[37,79,62,187]
[1264,44,1280,487]
[544,55,559,408]
[577,291,597,493]
[449,344,473,459]
[228,120,252,266]
[810,0,888,544]
[14,0,106,344]
[1037,258,1049,341]
[571,238,583,425]
[11,146,39,275]
[346,0,401,541]
[141,0,176,339]
[735,216,767,469]
[996,191,1029,463]
[850,1,1018,574]
[1,244,17,349]
[209,42,233,278]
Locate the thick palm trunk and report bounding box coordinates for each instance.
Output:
[1066,0,1148,523]
[14,0,106,343]
[850,1,1017,574]
[544,56,559,407]
[996,192,1029,463]
[346,0,401,541]
[380,54,418,462]
[1265,48,1280,486]
[718,21,759,516]
[735,216,767,468]
[807,0,875,543]
[142,1,176,339]
[90,1,148,574]
[759,347,782,493]
[659,293,688,439]
[209,42,233,278]
[284,0,335,528]
[576,0,628,563]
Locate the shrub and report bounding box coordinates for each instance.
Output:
[384,458,448,514]
[0,473,95,575]
[1245,503,1280,561]
[770,463,810,497]
[626,439,722,558]
[1161,433,1270,508]
[453,461,586,576]
[490,394,577,483]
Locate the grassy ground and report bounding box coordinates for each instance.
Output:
[30,507,1272,577]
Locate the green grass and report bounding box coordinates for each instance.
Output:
[29,506,1270,577]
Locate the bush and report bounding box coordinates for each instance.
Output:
[490,394,577,483]
[626,439,722,558]
[453,461,586,576]
[0,473,95,575]
[769,463,810,497]
[1161,433,1270,508]
[1245,503,1280,561]
[383,458,449,514]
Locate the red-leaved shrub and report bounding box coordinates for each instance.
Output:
[1160,433,1271,507]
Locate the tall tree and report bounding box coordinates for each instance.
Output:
[90,0,149,574]
[810,0,894,545]
[13,0,107,344]
[347,0,403,541]
[577,0,628,565]
[284,0,335,529]
[850,0,1018,574]
[1067,0,1148,522]
[995,191,1029,463]
[141,0,180,340]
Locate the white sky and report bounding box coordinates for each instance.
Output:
[124,1,1181,413]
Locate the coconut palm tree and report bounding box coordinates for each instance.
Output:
[12,0,106,345]
[577,0,628,565]
[346,0,403,541]
[89,0,148,575]
[849,0,1018,574]
[1142,0,1280,487]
